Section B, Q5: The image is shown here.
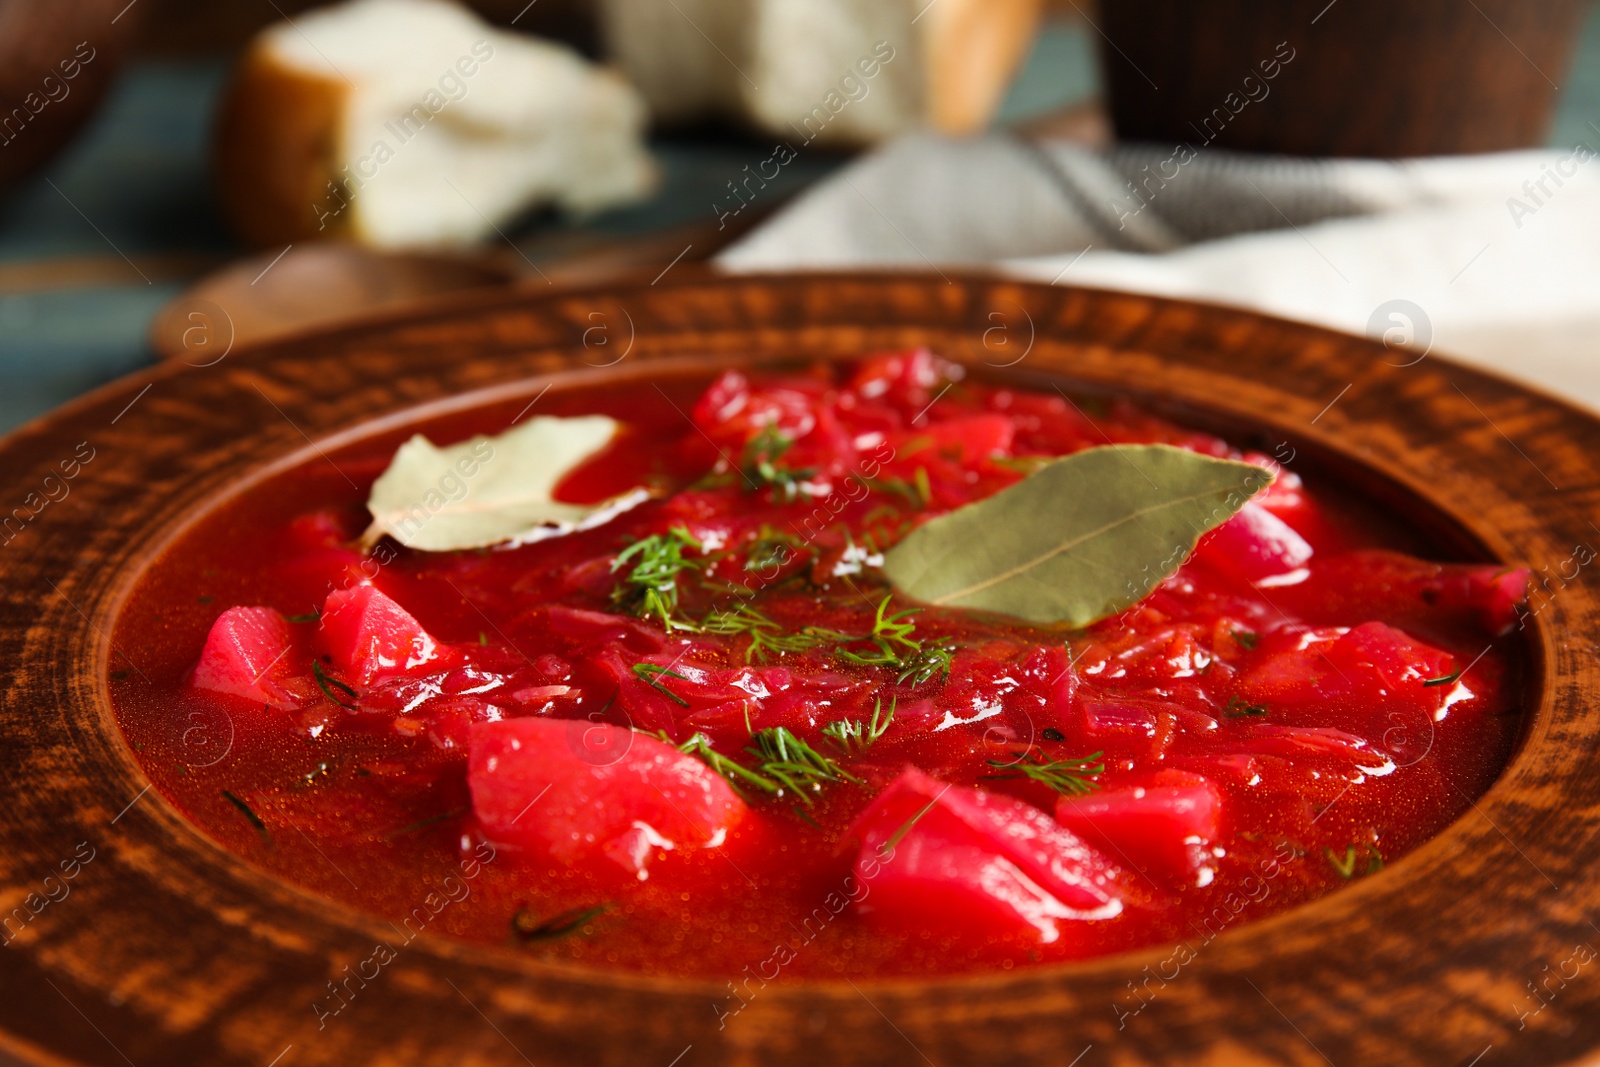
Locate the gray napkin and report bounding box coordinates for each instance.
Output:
[720,133,1600,409]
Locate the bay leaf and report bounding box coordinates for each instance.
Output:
[880,444,1273,626]
[362,415,642,551]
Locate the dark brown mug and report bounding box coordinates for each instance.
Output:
[1095,0,1588,157]
[0,0,144,190]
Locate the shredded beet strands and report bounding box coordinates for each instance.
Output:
[110,352,1525,979]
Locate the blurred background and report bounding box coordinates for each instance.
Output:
[2,0,1597,434]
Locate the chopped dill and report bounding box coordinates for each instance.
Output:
[1232,628,1260,650]
[699,603,846,663]
[740,425,815,502]
[836,595,921,668]
[897,640,955,685]
[285,609,321,624]
[513,903,608,942]
[1041,727,1066,742]
[313,660,358,710]
[1325,845,1358,879]
[697,593,955,682]
[878,792,944,856]
[1326,843,1384,879]
[1422,667,1463,688]
[822,697,895,756]
[632,663,691,706]
[745,525,803,573]
[222,789,270,842]
[992,455,1054,477]
[663,730,778,796]
[664,728,858,807]
[983,750,1104,796]
[1223,695,1270,717]
[865,468,932,509]
[835,596,953,683]
[747,726,862,804]
[387,805,470,839]
[612,526,703,630]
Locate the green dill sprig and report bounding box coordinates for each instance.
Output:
[386,805,471,839]
[660,726,857,806]
[896,640,955,685]
[984,750,1104,796]
[632,663,692,706]
[222,789,270,843]
[741,425,816,502]
[612,527,703,629]
[864,469,932,509]
[697,593,955,681]
[822,697,895,756]
[1422,667,1463,688]
[835,595,954,684]
[747,726,862,804]
[836,595,921,668]
[513,903,608,942]
[991,455,1053,477]
[1223,695,1270,717]
[1325,843,1385,880]
[664,730,778,795]
[313,660,358,709]
[745,525,804,573]
[699,603,848,663]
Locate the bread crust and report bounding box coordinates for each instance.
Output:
[213,44,350,248]
[923,0,1043,134]
[599,0,1043,145]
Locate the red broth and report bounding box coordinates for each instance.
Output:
[110,353,1526,984]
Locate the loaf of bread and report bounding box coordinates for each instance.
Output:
[214,0,657,248]
[596,0,1042,146]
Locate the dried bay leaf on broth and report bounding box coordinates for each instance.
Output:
[881,444,1272,626]
[362,415,643,551]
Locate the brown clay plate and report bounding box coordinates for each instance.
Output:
[0,274,1595,1067]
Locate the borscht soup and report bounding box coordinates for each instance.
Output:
[109,352,1527,982]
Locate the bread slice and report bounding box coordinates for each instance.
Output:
[596,0,1041,146]
[214,0,657,248]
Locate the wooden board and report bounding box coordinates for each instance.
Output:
[0,274,1594,1067]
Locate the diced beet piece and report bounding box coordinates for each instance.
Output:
[1076,699,1160,742]
[1323,621,1456,697]
[845,768,1128,945]
[1056,773,1222,884]
[1193,502,1313,582]
[1229,725,1395,770]
[319,585,439,686]
[1238,622,1455,710]
[1459,566,1531,634]
[690,369,819,445]
[191,606,303,710]
[468,718,745,879]
[847,348,942,408]
[925,414,1015,461]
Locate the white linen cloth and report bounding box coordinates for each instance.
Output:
[718,133,1600,411]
